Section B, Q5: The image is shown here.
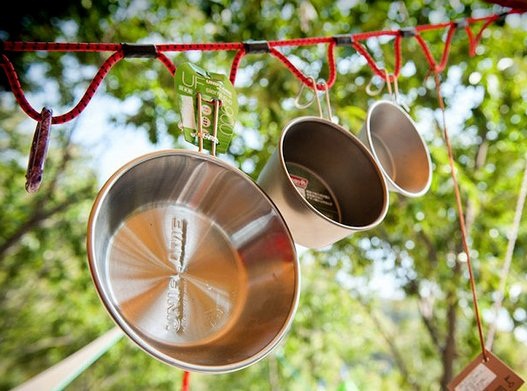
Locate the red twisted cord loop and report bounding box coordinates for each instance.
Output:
[438,23,457,72]
[0,10,518,124]
[268,43,337,90]
[53,51,124,124]
[413,24,457,74]
[326,40,337,88]
[156,52,176,76]
[465,14,500,56]
[351,31,401,83]
[229,49,246,85]
[414,33,438,71]
[1,51,123,123]
[1,54,41,120]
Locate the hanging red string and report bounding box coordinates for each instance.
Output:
[0,9,523,127]
[433,70,489,362]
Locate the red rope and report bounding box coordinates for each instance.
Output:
[1,41,121,52]
[2,50,123,123]
[268,36,333,47]
[54,51,123,124]
[156,42,243,52]
[465,14,500,56]
[156,52,176,76]
[229,48,246,85]
[351,31,402,83]
[1,54,40,120]
[433,71,488,361]
[0,10,518,125]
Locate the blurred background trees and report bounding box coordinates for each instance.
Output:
[1,1,526,390]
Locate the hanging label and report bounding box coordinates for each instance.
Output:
[448,350,524,391]
[174,62,238,153]
[286,162,341,223]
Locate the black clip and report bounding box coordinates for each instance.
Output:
[333,35,353,46]
[496,11,508,27]
[453,18,469,29]
[121,43,158,58]
[399,27,416,38]
[243,40,270,54]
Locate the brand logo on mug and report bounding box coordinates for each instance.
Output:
[290,174,308,190]
[168,217,187,271]
[166,217,187,334]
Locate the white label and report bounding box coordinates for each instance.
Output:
[181,95,196,129]
[455,363,497,391]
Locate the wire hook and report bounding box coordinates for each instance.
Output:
[319,80,333,121]
[309,77,324,118]
[294,80,315,110]
[366,74,385,97]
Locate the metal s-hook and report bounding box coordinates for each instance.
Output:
[384,69,393,98]
[366,74,385,97]
[319,80,333,122]
[294,81,315,110]
[309,77,324,118]
[388,71,411,112]
[295,77,334,122]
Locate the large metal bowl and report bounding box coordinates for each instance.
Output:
[86,150,300,373]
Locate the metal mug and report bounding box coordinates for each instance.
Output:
[86,149,300,373]
[257,116,389,249]
[358,100,432,197]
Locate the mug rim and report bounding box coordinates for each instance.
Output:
[364,100,432,197]
[277,116,389,231]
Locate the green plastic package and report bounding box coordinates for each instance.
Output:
[174,62,238,154]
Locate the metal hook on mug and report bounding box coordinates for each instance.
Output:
[384,69,393,99]
[386,71,410,112]
[319,80,333,122]
[366,74,385,97]
[294,81,315,110]
[308,77,334,122]
[309,77,324,118]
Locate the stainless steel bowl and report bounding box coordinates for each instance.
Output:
[87,150,300,373]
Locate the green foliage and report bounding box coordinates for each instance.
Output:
[1,1,527,390]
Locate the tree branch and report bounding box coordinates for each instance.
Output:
[358,299,420,391]
[0,185,92,259]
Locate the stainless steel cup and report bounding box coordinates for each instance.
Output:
[257,116,389,249]
[359,100,432,197]
[87,149,300,373]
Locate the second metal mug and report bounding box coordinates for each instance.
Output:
[257,116,389,249]
[358,100,432,198]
